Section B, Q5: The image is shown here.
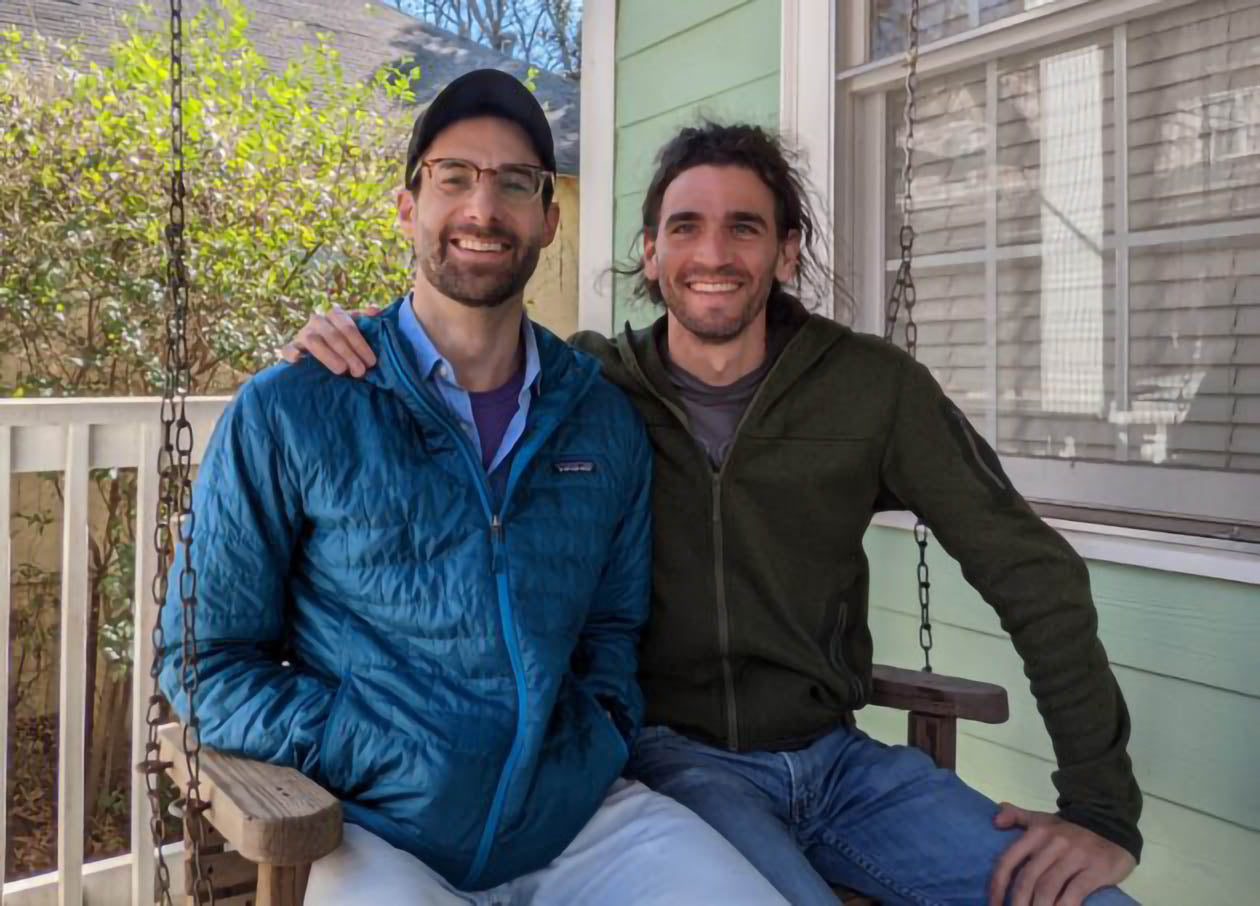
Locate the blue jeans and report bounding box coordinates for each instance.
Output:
[627,724,1139,906]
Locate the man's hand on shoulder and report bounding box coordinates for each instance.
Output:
[276,303,381,377]
[989,802,1136,906]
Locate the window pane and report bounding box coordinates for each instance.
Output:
[1128,0,1260,231]
[885,264,991,426]
[997,253,1119,460]
[980,0,1068,27]
[871,0,1070,61]
[886,67,988,258]
[871,0,974,61]
[1128,238,1260,473]
[869,0,1260,507]
[997,35,1116,247]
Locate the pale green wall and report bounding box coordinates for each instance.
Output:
[863,525,1260,904]
[612,0,781,329]
[611,3,1260,902]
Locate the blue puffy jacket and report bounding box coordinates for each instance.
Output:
[159,298,653,889]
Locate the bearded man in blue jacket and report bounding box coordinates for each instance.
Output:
[158,70,786,906]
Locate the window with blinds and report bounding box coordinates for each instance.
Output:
[872,0,1074,60]
[872,0,1260,524]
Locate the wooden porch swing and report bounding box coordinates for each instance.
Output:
[143,2,1007,904]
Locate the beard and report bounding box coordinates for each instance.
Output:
[418,222,541,309]
[661,267,771,344]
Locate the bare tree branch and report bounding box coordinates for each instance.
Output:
[542,0,577,76]
[465,0,498,48]
[396,0,582,78]
[510,2,548,63]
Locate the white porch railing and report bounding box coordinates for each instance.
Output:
[1,397,229,906]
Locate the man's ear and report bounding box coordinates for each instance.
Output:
[541,201,561,248]
[396,186,416,236]
[643,229,659,282]
[776,228,801,284]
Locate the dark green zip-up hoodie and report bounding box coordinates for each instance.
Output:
[571,292,1143,860]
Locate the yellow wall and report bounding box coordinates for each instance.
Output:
[523,175,579,340]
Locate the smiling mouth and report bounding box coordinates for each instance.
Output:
[451,237,511,253]
[686,280,743,294]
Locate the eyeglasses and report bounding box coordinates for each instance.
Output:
[413,158,555,204]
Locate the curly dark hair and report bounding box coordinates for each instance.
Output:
[614,121,848,314]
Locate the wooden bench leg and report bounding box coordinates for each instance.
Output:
[183,822,258,906]
[907,711,957,771]
[258,863,309,906]
[182,821,314,906]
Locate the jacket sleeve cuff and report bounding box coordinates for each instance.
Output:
[1057,804,1143,863]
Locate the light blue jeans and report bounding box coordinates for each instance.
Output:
[627,724,1139,906]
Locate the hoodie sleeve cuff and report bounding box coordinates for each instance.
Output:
[1057,805,1143,863]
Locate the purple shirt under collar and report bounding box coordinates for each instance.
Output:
[397,293,541,474]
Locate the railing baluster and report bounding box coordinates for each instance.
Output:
[0,399,228,902]
[1,425,12,892]
[58,424,89,906]
[131,423,159,906]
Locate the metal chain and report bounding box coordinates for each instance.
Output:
[140,1,216,903]
[882,0,933,672]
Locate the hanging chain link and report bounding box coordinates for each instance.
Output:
[140,1,216,903]
[882,0,933,672]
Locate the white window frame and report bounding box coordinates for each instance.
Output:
[787,0,1260,575]
[780,0,838,319]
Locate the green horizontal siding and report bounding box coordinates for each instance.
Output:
[863,523,1260,903]
[612,0,780,329]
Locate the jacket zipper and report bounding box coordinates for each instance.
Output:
[468,510,528,887]
[710,472,738,749]
[619,329,810,752]
[382,327,598,887]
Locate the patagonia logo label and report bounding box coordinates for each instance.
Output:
[554,459,596,474]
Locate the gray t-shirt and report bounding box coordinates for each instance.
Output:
[661,331,786,467]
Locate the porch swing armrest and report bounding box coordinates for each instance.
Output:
[158,722,343,866]
[870,664,1009,724]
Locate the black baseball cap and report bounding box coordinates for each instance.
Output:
[405,68,556,190]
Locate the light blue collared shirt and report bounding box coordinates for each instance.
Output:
[398,293,541,476]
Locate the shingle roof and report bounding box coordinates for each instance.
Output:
[3,0,580,173]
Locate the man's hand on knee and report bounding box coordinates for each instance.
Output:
[988,802,1136,906]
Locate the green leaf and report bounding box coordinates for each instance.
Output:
[1,0,416,397]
